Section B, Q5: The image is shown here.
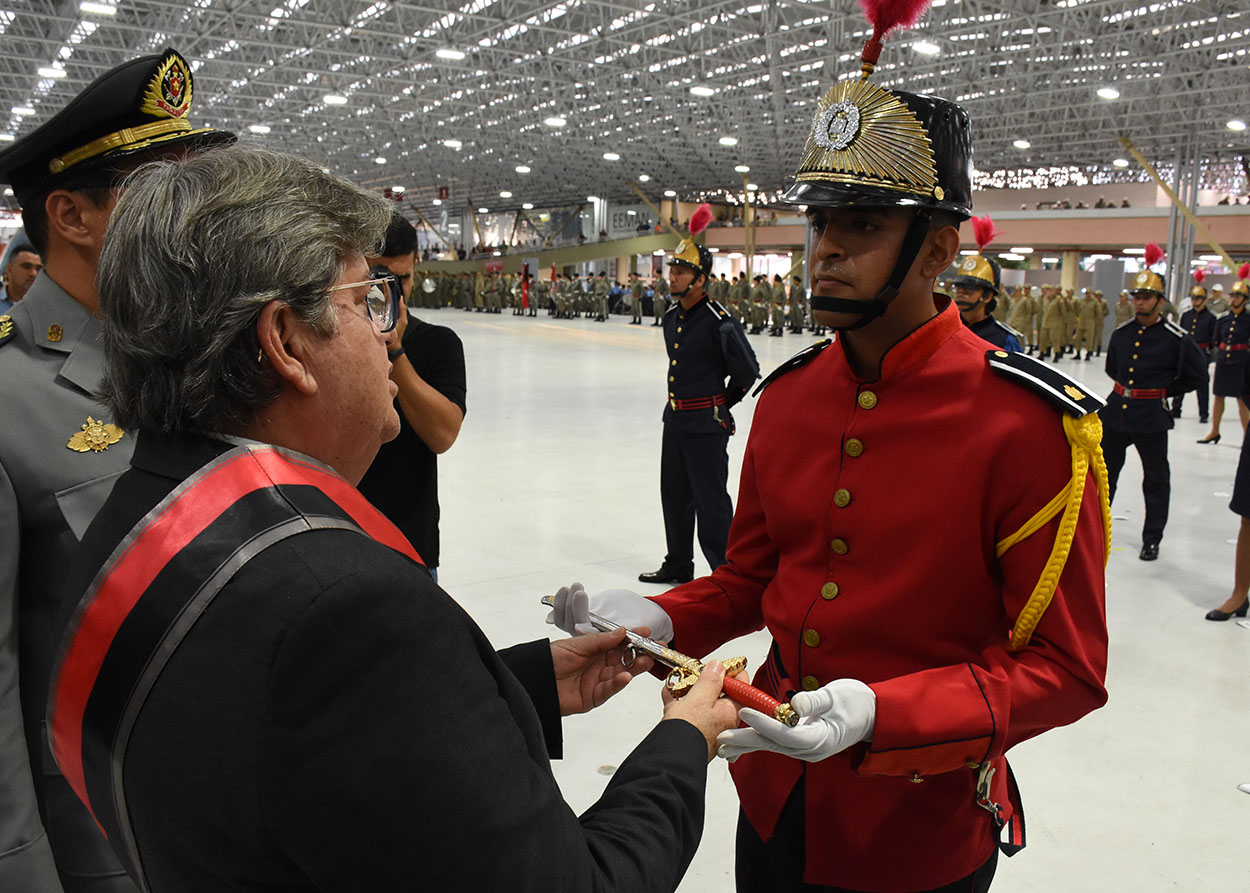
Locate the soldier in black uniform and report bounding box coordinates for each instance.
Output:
[952,251,1022,351]
[1171,284,1216,422]
[1100,268,1208,560]
[1199,279,1250,444]
[639,238,759,585]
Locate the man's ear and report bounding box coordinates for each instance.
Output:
[919,223,962,279]
[257,301,319,397]
[44,190,110,250]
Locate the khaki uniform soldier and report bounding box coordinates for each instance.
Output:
[531,276,547,316]
[1075,290,1102,359]
[652,276,669,325]
[1027,285,1043,351]
[629,273,644,324]
[1038,290,1066,360]
[789,276,806,334]
[1112,291,1133,324]
[1007,286,1033,348]
[749,276,769,334]
[592,272,610,321]
[769,275,787,336]
[473,272,485,311]
[552,275,568,318]
[572,274,589,317]
[1094,289,1109,356]
[1209,284,1230,317]
[484,273,501,313]
[1060,289,1077,355]
[728,275,746,324]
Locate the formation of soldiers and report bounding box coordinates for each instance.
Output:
[404,268,828,337]
[989,284,1112,361]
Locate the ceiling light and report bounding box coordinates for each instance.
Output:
[960,250,978,256]
[746,183,758,191]
[515,165,530,173]
[443,139,462,148]
[478,207,488,213]
[603,152,620,161]
[12,106,35,116]
[638,174,651,182]
[432,199,442,206]
[248,124,271,134]
[664,190,677,197]
[436,49,466,61]
[80,2,118,15]
[323,93,348,105]
[374,157,386,164]
[912,41,941,56]
[522,202,533,210]
[718,136,738,146]
[1112,158,1130,168]
[1122,248,1145,254]
[735,164,751,173]
[1000,253,1024,262]
[1229,119,1248,132]
[690,85,716,97]
[1013,139,1030,149]
[392,186,405,193]
[1096,86,1120,100]
[1009,247,1034,254]
[1041,257,1061,264]
[500,191,512,198]
[587,195,599,202]
[37,67,66,79]
[545,116,567,127]
[0,135,14,143]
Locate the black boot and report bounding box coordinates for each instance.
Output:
[638,565,694,585]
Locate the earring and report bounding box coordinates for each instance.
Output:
[257,348,264,364]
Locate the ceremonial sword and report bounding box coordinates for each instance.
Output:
[541,595,798,726]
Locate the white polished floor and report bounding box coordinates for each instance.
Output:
[426,308,1249,893]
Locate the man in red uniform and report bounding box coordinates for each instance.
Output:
[550,19,1110,893]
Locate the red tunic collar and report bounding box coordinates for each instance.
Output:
[831,295,962,383]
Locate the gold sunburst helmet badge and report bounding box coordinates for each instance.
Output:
[795,78,939,203]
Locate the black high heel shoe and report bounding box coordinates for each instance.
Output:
[1205,600,1249,621]
[1197,434,1221,444]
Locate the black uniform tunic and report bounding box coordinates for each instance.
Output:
[1212,309,1250,397]
[1100,316,1208,546]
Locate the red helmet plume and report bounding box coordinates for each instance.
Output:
[858,0,932,75]
[688,203,713,236]
[971,215,1001,252]
[1144,243,1165,268]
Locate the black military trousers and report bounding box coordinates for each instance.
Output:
[736,784,999,893]
[1103,427,1170,546]
[660,425,732,573]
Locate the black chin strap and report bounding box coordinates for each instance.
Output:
[810,209,934,331]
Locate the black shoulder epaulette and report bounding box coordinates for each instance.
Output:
[707,300,730,320]
[986,349,1105,417]
[1163,319,1185,338]
[752,339,833,397]
[0,314,14,346]
[664,301,679,315]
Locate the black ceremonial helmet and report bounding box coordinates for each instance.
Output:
[782,78,973,328]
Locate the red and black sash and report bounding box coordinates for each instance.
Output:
[46,444,422,886]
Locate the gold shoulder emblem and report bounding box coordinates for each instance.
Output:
[1064,384,1086,401]
[0,315,12,341]
[67,417,125,453]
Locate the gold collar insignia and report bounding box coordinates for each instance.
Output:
[68,417,125,453]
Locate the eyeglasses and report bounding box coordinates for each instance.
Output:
[328,273,401,333]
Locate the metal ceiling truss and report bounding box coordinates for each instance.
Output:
[1,0,1246,217]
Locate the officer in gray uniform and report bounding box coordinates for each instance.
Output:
[652,275,669,326]
[0,49,233,892]
[593,271,610,321]
[629,272,644,324]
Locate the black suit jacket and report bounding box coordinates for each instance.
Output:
[64,432,710,891]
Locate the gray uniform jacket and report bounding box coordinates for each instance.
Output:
[0,274,134,890]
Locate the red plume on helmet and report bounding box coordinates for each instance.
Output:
[858,0,932,75]
[688,203,713,236]
[1194,270,1206,285]
[1144,243,1165,268]
[1240,262,1250,282]
[971,215,1001,252]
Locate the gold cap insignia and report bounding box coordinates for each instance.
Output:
[961,257,978,272]
[0,315,11,340]
[141,52,193,119]
[796,79,937,200]
[1135,272,1149,286]
[1064,384,1086,401]
[47,324,63,342]
[68,417,124,453]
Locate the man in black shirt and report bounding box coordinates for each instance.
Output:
[358,214,466,578]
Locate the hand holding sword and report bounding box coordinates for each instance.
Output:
[540,594,799,727]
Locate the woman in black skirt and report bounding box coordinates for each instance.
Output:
[1207,337,1250,620]
[1199,282,1249,443]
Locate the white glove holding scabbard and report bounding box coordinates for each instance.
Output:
[717,678,876,763]
[545,581,675,644]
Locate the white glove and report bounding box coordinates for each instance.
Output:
[716,678,876,763]
[545,582,675,644]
